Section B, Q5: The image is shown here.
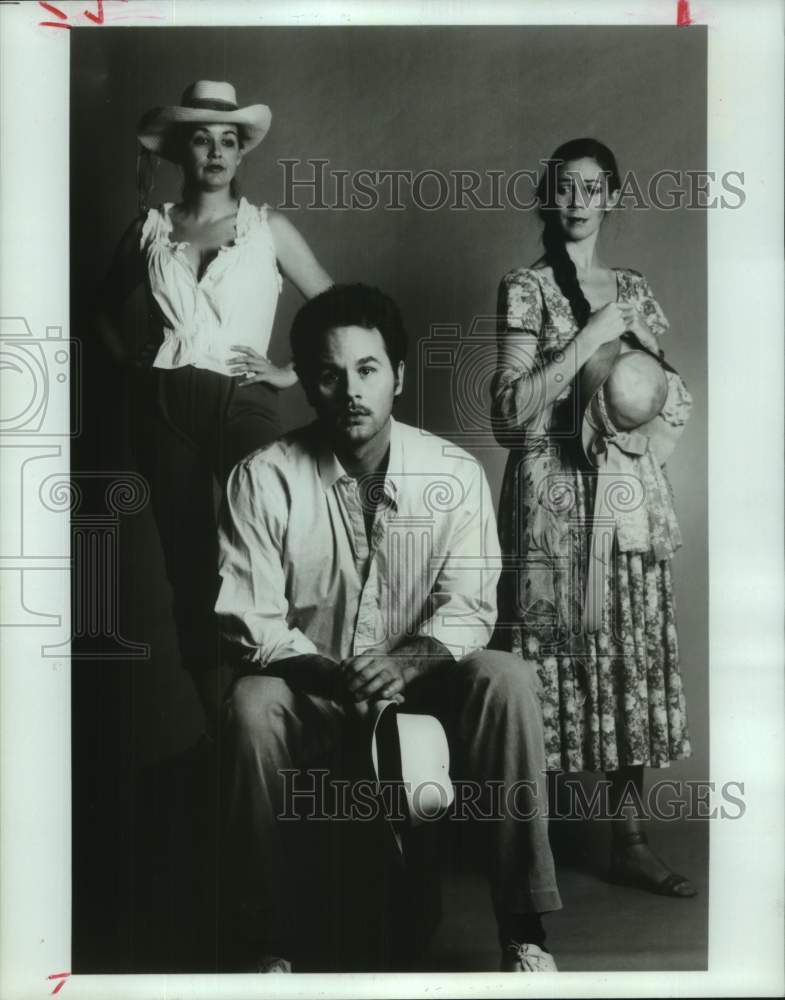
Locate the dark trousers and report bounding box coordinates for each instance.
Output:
[219,650,562,964]
[130,366,280,675]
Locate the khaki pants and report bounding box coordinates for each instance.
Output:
[219,649,561,961]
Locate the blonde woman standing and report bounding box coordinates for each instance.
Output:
[95,81,332,731]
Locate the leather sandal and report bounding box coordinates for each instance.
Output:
[608,830,698,898]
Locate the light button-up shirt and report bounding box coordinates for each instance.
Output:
[215,418,501,666]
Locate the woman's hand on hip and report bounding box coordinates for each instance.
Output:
[229,345,299,389]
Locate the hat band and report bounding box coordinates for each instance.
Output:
[595,385,620,438]
[186,97,239,112]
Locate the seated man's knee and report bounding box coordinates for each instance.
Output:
[460,649,541,700]
[226,674,293,737]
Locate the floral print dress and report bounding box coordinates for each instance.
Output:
[492,266,692,773]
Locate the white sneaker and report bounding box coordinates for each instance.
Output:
[500,941,558,972]
[257,955,292,973]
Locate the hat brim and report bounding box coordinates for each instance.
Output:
[370,701,454,830]
[137,104,271,160]
[581,365,690,465]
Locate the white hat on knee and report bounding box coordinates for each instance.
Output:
[369,700,454,855]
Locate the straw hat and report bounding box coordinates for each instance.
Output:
[370,700,454,856]
[578,338,692,632]
[580,338,688,466]
[137,81,271,160]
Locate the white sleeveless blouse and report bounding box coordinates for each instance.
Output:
[140,197,283,376]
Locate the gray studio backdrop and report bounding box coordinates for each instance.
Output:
[71,26,707,779]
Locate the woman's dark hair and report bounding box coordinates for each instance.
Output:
[136,147,158,214]
[536,138,621,327]
[290,283,408,385]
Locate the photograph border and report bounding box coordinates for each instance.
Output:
[1,1,783,998]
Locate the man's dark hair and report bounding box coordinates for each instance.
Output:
[290,283,408,384]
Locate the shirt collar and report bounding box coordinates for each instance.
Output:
[317,416,402,509]
[383,417,404,507]
[316,435,346,492]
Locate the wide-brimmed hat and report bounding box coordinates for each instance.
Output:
[580,338,689,466]
[578,338,692,632]
[370,700,454,856]
[137,81,271,160]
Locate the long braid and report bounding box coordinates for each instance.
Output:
[542,213,591,327]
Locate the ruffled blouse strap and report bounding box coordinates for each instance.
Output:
[235,200,283,292]
[139,202,176,251]
[139,204,162,251]
[232,196,252,240]
[235,197,273,240]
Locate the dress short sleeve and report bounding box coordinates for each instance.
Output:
[634,273,670,337]
[498,268,544,334]
[492,269,547,442]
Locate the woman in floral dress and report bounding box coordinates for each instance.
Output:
[491,138,696,897]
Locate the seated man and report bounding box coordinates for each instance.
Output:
[215,283,561,973]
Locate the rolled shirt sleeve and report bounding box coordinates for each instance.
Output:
[215,459,318,666]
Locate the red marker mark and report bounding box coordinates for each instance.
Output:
[677,0,693,25]
[47,972,70,995]
[82,0,104,24]
[38,0,70,27]
[39,1,67,16]
[39,0,129,29]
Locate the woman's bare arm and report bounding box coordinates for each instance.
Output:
[231,209,334,389]
[268,210,333,300]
